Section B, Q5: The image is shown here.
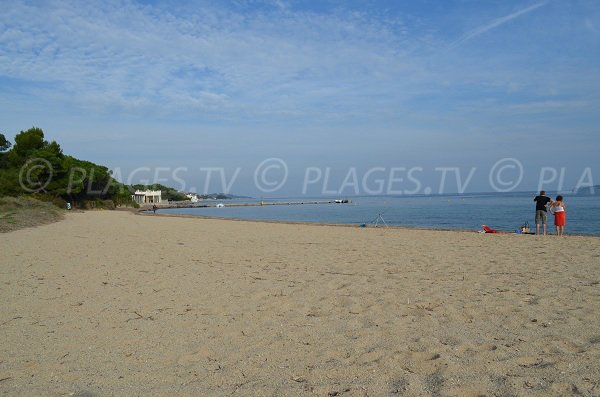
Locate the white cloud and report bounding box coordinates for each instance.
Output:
[0,0,598,134]
[0,1,433,120]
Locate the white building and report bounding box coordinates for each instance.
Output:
[132,190,162,205]
[186,193,199,203]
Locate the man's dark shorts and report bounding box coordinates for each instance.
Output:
[536,210,547,225]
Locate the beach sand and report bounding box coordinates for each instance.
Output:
[1,211,599,396]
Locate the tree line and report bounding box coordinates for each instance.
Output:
[0,127,135,208]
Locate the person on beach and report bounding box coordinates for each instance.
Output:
[550,195,566,236]
[152,204,157,214]
[533,191,552,235]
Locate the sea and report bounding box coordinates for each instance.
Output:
[160,192,600,236]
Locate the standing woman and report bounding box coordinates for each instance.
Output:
[550,195,566,236]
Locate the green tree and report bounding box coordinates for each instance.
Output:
[0,127,139,207]
[12,127,45,157]
[64,157,114,201]
[0,133,11,171]
[0,133,11,152]
[1,128,69,197]
[6,127,49,168]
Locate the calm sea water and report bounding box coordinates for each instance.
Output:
[161,192,600,236]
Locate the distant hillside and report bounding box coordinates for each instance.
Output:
[0,127,134,208]
[203,193,252,200]
[573,185,599,196]
[1,128,251,208]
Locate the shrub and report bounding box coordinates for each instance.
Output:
[52,197,68,209]
[101,200,115,210]
[80,199,115,210]
[0,196,64,233]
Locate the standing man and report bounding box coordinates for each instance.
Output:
[533,190,552,235]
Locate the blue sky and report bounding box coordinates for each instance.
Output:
[1,0,599,196]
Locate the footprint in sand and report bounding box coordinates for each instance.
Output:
[551,382,579,394]
[516,356,546,368]
[410,351,441,361]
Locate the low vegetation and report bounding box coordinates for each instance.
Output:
[0,196,64,233]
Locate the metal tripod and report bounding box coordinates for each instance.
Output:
[372,213,388,227]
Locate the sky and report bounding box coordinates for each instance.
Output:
[1,0,599,196]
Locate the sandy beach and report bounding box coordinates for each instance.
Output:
[1,211,599,396]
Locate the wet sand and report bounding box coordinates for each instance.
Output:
[1,210,599,396]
